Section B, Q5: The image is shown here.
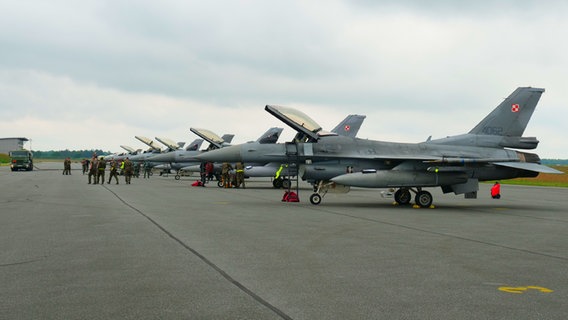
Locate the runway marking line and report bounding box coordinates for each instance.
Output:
[498,286,553,294]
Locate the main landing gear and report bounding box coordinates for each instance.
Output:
[394,187,433,208]
[308,183,434,208]
[272,177,291,189]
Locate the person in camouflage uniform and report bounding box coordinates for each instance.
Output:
[63,157,71,175]
[124,158,133,184]
[235,161,245,188]
[107,160,119,184]
[96,157,106,184]
[88,156,98,184]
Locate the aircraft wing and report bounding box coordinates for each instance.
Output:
[493,162,563,174]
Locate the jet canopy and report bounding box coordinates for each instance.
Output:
[135,136,162,151]
[190,128,226,149]
[265,105,336,142]
[156,137,180,151]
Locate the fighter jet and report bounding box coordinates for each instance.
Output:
[129,137,205,166]
[148,128,274,179]
[149,129,275,164]
[238,114,366,188]
[105,137,169,163]
[103,145,141,162]
[197,87,562,207]
[189,115,367,188]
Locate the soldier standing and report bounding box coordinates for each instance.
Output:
[134,162,141,178]
[81,158,89,175]
[221,162,233,188]
[205,161,214,181]
[124,158,133,184]
[235,162,245,188]
[63,157,71,175]
[88,156,98,184]
[108,160,119,184]
[97,157,106,184]
[143,161,152,179]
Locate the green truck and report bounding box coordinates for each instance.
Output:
[9,150,34,171]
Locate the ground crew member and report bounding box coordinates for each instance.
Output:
[108,160,119,184]
[221,162,233,188]
[81,158,89,175]
[143,161,152,179]
[274,164,286,180]
[205,161,214,181]
[491,182,501,199]
[235,162,245,188]
[88,156,98,184]
[97,157,106,184]
[199,162,207,186]
[63,157,71,175]
[124,158,133,184]
[134,162,141,178]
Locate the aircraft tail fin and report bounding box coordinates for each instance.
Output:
[256,127,284,144]
[469,87,544,137]
[331,115,366,138]
[431,87,544,149]
[221,134,235,144]
[185,139,204,151]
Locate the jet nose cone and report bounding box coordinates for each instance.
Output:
[196,145,242,162]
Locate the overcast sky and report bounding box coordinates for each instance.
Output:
[1,0,567,158]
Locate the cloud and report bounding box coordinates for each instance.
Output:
[0,0,566,158]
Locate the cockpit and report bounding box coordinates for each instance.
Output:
[265,105,337,143]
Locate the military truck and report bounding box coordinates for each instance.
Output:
[9,150,34,171]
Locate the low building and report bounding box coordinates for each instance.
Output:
[0,137,29,155]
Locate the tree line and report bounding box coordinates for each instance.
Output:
[31,149,111,160]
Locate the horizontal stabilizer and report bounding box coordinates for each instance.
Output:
[493,162,563,174]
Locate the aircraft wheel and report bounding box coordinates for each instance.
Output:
[309,193,322,205]
[175,175,181,180]
[273,178,283,189]
[415,191,433,208]
[217,180,224,188]
[394,189,411,205]
[282,179,291,189]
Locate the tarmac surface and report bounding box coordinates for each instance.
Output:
[1,162,567,319]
